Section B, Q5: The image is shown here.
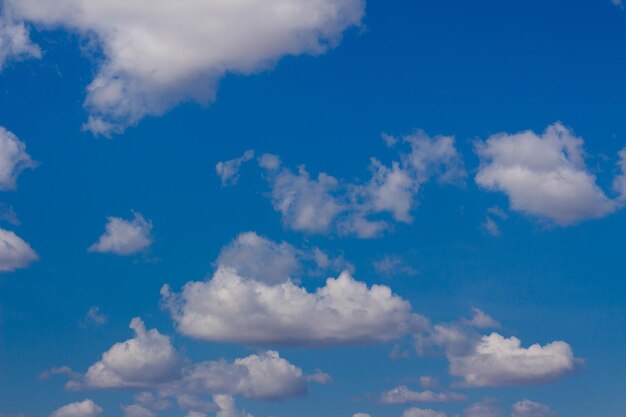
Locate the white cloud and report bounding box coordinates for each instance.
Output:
[475,123,616,225]
[214,395,253,417]
[258,131,465,238]
[380,386,465,404]
[305,369,333,384]
[168,350,306,401]
[462,308,500,329]
[402,408,447,417]
[122,405,155,417]
[373,255,417,277]
[216,150,255,186]
[0,126,36,191]
[0,227,37,272]
[510,400,555,417]
[80,306,107,327]
[4,0,364,135]
[215,231,301,284]
[163,267,426,346]
[0,17,40,70]
[88,211,153,255]
[613,147,626,201]
[79,317,183,389]
[49,400,103,417]
[463,400,501,417]
[353,414,371,417]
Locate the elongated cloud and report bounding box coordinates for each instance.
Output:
[88,211,153,255]
[380,386,466,404]
[475,123,616,225]
[163,267,425,346]
[3,0,364,135]
[0,227,37,272]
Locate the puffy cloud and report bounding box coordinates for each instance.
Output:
[475,123,616,225]
[402,408,447,417]
[163,266,425,346]
[3,0,364,135]
[88,211,153,255]
[166,350,307,401]
[449,333,577,387]
[49,400,103,417]
[379,386,465,404]
[0,227,38,272]
[0,17,40,70]
[463,400,501,417]
[258,131,464,238]
[423,318,577,387]
[214,395,253,417]
[79,318,183,389]
[216,150,255,186]
[122,405,155,417]
[0,126,36,191]
[215,231,301,284]
[510,400,555,417]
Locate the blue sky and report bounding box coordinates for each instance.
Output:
[0,1,625,417]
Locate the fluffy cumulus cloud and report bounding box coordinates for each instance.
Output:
[216,150,255,186]
[49,400,103,417]
[164,350,307,401]
[402,408,447,417]
[78,318,183,389]
[0,227,37,272]
[2,0,364,135]
[88,211,153,255]
[475,123,617,225]
[422,318,578,387]
[163,266,425,346]
[0,126,36,191]
[258,131,465,238]
[379,386,465,404]
[510,400,555,417]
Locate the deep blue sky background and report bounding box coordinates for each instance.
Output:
[1,0,626,416]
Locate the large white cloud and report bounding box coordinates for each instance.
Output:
[475,123,616,225]
[3,0,364,135]
[49,400,103,417]
[163,267,425,346]
[0,126,36,191]
[88,211,153,255]
[0,227,37,272]
[258,131,465,238]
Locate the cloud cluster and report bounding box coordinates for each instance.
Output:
[475,123,617,225]
[3,0,364,135]
[88,211,153,255]
[163,266,425,346]
[259,131,465,237]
